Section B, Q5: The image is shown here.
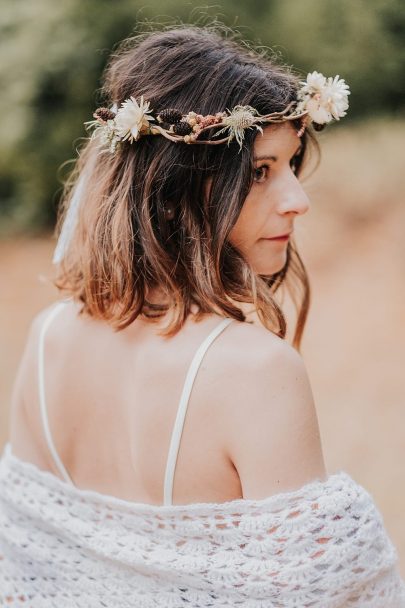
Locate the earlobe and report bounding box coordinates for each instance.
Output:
[163,204,176,221]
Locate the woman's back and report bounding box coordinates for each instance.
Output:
[2,315,404,606]
[10,297,325,507]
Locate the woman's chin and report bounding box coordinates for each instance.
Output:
[253,255,287,276]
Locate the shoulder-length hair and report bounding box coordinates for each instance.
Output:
[54,24,319,350]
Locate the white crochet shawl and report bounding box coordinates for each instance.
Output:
[0,443,404,607]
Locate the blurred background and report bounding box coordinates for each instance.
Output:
[1,0,404,573]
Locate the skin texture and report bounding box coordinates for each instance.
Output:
[9,125,326,506]
[229,123,310,275]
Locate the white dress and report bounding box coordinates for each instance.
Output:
[0,301,404,607]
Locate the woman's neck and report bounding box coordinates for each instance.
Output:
[144,286,259,324]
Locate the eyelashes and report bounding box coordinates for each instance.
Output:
[289,154,301,173]
[253,155,301,183]
[253,165,270,182]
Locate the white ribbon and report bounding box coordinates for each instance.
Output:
[53,105,118,265]
[52,170,88,265]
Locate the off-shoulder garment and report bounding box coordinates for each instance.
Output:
[0,301,404,607]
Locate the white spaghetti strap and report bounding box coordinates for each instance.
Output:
[38,300,74,486]
[163,317,234,506]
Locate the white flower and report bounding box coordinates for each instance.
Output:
[297,95,333,124]
[114,96,155,143]
[297,71,350,125]
[299,71,327,96]
[324,74,350,119]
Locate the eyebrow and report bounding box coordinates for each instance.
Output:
[253,143,303,163]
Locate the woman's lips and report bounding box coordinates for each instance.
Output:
[264,234,291,241]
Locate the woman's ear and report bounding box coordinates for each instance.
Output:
[163,203,176,221]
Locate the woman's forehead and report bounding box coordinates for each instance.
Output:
[253,123,302,159]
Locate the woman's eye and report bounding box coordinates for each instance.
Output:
[253,165,269,183]
[290,155,300,173]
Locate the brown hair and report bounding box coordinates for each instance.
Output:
[54,24,319,349]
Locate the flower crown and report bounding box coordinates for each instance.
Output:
[86,71,350,153]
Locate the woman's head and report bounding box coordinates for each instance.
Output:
[55,24,318,348]
[229,122,310,276]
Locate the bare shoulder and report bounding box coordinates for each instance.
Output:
[27,303,57,338]
[16,300,79,389]
[9,301,72,460]
[12,302,63,384]
[212,320,327,499]
[29,299,76,333]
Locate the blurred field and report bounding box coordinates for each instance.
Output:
[1,119,405,574]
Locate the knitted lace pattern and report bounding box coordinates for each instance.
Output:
[0,444,404,607]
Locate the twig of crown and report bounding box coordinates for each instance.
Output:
[85,72,350,153]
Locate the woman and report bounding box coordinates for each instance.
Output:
[1,24,404,606]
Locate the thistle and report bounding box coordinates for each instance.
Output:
[215,106,263,150]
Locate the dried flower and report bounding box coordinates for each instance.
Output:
[84,117,120,153]
[114,96,155,143]
[296,71,350,125]
[216,105,263,149]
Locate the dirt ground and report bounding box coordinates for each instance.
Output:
[1,122,404,575]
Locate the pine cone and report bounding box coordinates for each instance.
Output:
[158,108,183,124]
[173,121,193,136]
[93,107,116,122]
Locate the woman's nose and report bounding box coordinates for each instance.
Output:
[277,173,310,216]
